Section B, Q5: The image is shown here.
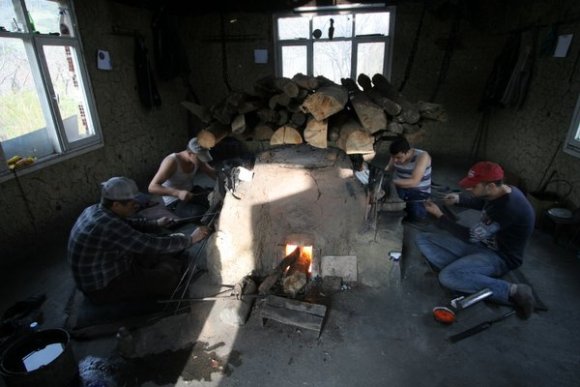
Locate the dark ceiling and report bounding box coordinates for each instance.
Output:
[111,0,393,14]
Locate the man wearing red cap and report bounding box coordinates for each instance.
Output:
[415,161,537,319]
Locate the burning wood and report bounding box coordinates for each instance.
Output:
[258,246,300,296]
[282,245,313,297]
[258,245,313,298]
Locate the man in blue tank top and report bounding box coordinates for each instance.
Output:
[385,137,432,221]
[415,161,536,319]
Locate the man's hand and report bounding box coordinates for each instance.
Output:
[191,226,210,244]
[156,217,174,227]
[424,200,444,218]
[177,190,193,202]
[443,193,459,206]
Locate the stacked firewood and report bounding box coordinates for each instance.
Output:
[182,73,446,154]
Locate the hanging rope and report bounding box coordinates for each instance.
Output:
[469,107,491,163]
[220,13,232,93]
[430,4,462,102]
[399,3,426,93]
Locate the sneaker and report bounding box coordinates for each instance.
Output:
[510,284,535,319]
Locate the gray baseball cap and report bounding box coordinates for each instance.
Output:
[187,138,213,163]
[101,177,139,200]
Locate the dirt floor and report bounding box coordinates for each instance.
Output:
[1,156,580,386]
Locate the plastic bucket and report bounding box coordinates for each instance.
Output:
[0,329,78,387]
[527,191,560,227]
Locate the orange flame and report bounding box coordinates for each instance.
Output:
[285,244,313,273]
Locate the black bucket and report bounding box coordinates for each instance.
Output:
[0,329,78,387]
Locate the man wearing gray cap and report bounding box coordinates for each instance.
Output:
[149,137,216,217]
[67,176,210,304]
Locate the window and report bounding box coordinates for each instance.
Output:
[0,0,102,178]
[564,93,580,158]
[274,5,395,84]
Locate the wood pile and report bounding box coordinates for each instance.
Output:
[182,73,447,154]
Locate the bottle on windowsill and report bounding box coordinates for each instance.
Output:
[59,7,72,36]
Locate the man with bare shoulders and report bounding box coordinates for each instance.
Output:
[149,137,217,217]
[385,137,432,221]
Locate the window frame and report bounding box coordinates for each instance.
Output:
[0,0,103,182]
[563,93,580,158]
[273,5,396,82]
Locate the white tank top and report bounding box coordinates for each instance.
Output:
[161,153,198,205]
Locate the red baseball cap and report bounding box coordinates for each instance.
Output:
[459,161,504,188]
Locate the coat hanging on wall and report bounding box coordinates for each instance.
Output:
[134,35,161,110]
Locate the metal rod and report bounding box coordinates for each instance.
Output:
[159,294,263,303]
[451,288,493,310]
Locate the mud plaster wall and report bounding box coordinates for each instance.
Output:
[205,146,368,285]
[392,1,580,207]
[2,1,580,265]
[0,0,191,265]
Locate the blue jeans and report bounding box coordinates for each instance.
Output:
[415,232,512,303]
[396,187,430,220]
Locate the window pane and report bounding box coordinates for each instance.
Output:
[0,0,27,33]
[25,0,64,35]
[355,12,390,36]
[357,42,385,79]
[278,17,309,40]
[313,41,351,84]
[0,37,54,159]
[282,46,307,78]
[44,45,94,142]
[313,14,352,39]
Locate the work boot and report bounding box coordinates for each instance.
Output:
[510,284,535,319]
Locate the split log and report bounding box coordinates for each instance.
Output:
[237,98,263,114]
[231,114,246,134]
[417,101,448,122]
[300,85,348,121]
[332,116,375,154]
[197,122,230,149]
[273,78,300,98]
[253,123,275,141]
[371,74,421,124]
[292,73,319,90]
[345,130,374,154]
[357,74,403,117]
[255,76,299,98]
[290,111,307,127]
[269,93,291,110]
[276,109,289,126]
[181,101,211,123]
[303,118,328,149]
[387,122,404,134]
[257,108,280,124]
[341,77,387,134]
[364,94,402,117]
[270,125,303,145]
[258,247,301,295]
[349,93,387,134]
